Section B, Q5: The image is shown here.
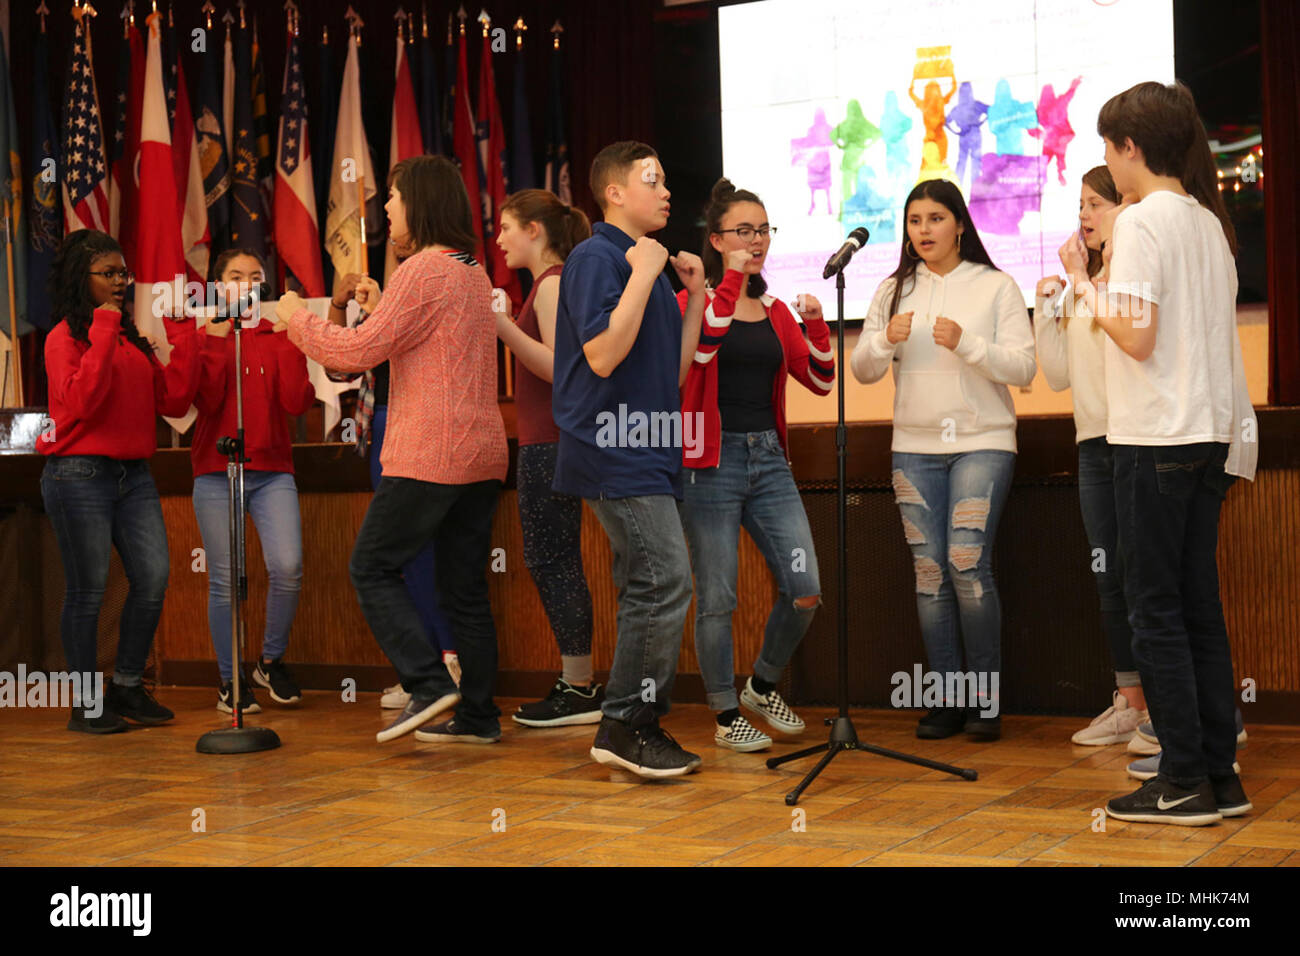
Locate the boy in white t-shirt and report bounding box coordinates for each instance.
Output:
[1076,81,1257,827]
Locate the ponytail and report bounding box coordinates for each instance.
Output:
[500,189,591,262]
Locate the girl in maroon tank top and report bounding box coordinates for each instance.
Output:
[494,190,604,728]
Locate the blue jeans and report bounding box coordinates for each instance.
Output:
[1113,442,1237,787]
[350,477,502,733]
[586,494,693,722]
[370,404,454,654]
[680,430,821,711]
[193,470,303,681]
[891,450,1015,700]
[40,456,170,685]
[1077,437,1138,686]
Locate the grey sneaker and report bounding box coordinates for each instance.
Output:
[1072,690,1146,746]
[376,692,459,743]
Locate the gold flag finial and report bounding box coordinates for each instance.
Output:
[513,17,526,51]
[550,19,563,50]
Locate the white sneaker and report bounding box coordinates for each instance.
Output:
[443,652,462,687]
[1127,728,1162,755]
[715,714,772,752]
[380,684,411,710]
[740,678,805,735]
[1071,690,1147,746]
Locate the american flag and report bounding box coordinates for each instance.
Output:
[61,22,110,233]
[273,27,324,297]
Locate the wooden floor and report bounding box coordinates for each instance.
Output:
[2,689,1298,867]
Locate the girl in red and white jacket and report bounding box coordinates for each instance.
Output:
[192,248,317,715]
[677,178,835,753]
[38,229,200,734]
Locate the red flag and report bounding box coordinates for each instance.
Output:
[132,11,186,344]
[172,54,210,284]
[478,23,520,308]
[452,25,482,262]
[385,29,424,281]
[273,26,325,298]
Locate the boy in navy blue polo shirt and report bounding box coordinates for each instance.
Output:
[552,141,707,778]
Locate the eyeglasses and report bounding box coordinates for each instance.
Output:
[88,269,134,284]
[716,226,776,241]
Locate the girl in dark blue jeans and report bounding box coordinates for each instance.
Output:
[37,230,199,733]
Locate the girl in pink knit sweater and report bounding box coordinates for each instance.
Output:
[277,156,508,744]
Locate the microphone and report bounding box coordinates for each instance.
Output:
[821,227,870,279]
[211,281,272,322]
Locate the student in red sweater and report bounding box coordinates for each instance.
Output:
[37,230,200,733]
[277,155,509,745]
[677,178,834,752]
[192,248,317,714]
[493,188,600,727]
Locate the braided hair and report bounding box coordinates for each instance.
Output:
[48,230,152,356]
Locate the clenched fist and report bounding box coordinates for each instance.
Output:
[886,310,914,345]
[625,236,668,276]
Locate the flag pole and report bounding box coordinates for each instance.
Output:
[346,8,367,276]
[3,198,19,406]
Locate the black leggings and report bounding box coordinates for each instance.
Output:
[516,442,593,658]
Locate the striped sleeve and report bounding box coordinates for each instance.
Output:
[778,298,835,395]
[692,269,745,366]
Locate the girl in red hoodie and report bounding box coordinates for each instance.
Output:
[191,249,316,714]
[38,230,200,734]
[677,179,835,752]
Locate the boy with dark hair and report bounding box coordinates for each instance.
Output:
[1082,82,1257,826]
[551,141,707,777]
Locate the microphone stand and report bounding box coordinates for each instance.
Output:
[198,289,281,755]
[765,256,975,803]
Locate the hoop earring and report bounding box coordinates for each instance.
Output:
[904,239,920,261]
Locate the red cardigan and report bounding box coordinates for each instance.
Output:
[38,307,200,460]
[677,269,835,469]
[191,319,317,477]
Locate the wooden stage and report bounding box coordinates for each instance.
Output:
[2,689,1298,867]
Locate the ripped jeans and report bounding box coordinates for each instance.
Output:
[892,451,1015,703]
[680,430,821,712]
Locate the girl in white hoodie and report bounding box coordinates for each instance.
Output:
[851,179,1035,741]
[1034,166,1149,748]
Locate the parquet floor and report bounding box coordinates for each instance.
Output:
[1,689,1297,866]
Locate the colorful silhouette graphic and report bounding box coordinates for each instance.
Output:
[1028,76,1082,185]
[909,77,957,165]
[945,81,989,187]
[987,79,1038,156]
[841,165,897,244]
[832,99,882,213]
[880,90,913,181]
[791,107,835,216]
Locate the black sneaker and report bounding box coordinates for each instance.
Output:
[963,710,1001,740]
[413,718,502,744]
[590,711,702,778]
[916,707,966,739]
[67,704,128,735]
[1105,777,1223,826]
[107,681,174,724]
[375,691,459,743]
[513,679,605,727]
[252,657,302,705]
[217,676,262,715]
[1210,773,1252,818]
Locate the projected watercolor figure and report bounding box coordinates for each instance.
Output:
[832,100,881,213]
[1027,76,1082,185]
[881,91,913,180]
[908,77,957,164]
[987,79,1037,155]
[790,108,834,215]
[945,81,989,187]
